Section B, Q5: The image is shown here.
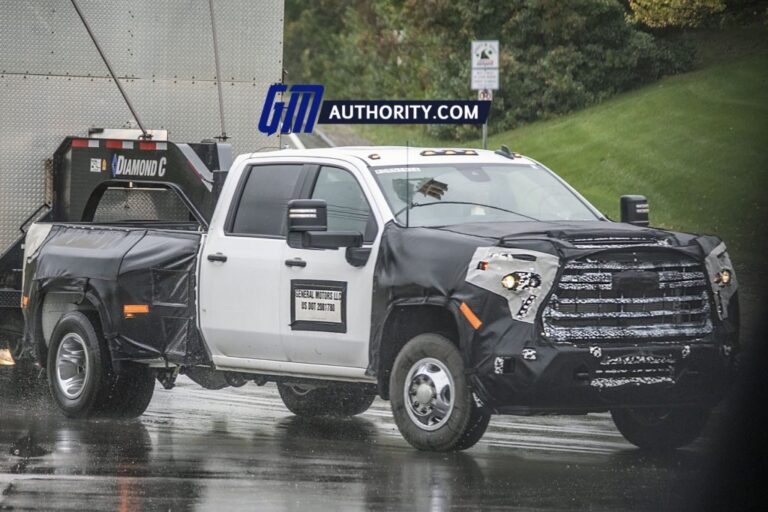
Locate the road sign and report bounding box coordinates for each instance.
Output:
[471,69,499,90]
[471,40,499,68]
[471,40,499,91]
[471,40,499,151]
[478,89,492,101]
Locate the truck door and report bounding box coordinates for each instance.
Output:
[280,165,379,369]
[199,163,307,362]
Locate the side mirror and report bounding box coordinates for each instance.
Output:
[287,199,328,232]
[286,199,363,249]
[620,195,650,227]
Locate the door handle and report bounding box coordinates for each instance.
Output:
[207,253,228,263]
[284,258,307,268]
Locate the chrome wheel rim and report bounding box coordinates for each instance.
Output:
[55,333,90,400]
[404,357,455,431]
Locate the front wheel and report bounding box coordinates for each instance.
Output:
[47,311,155,419]
[390,333,490,451]
[277,382,375,417]
[611,407,710,451]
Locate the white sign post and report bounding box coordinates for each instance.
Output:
[471,40,499,149]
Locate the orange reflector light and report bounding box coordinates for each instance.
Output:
[459,302,482,330]
[21,295,29,308]
[477,261,489,271]
[123,304,150,315]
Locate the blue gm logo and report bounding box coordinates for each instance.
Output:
[258,84,324,136]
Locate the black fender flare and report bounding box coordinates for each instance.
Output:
[24,279,116,367]
[371,297,478,398]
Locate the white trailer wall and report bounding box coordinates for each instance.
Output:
[0,0,284,250]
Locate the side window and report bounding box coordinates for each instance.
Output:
[230,164,304,236]
[311,166,377,242]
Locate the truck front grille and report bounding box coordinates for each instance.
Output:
[542,252,713,343]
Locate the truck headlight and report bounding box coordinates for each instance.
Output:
[501,272,541,291]
[715,269,732,286]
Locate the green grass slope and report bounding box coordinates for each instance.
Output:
[358,51,768,275]
[493,53,768,268]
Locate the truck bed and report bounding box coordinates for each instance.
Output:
[21,222,208,366]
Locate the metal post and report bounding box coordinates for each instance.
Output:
[208,0,228,140]
[482,122,488,150]
[70,0,150,139]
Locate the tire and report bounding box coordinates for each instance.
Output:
[277,382,375,417]
[47,311,154,419]
[98,362,156,418]
[611,407,710,451]
[389,333,491,451]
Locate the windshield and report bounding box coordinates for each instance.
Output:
[371,163,600,227]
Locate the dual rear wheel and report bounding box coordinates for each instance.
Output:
[47,311,155,419]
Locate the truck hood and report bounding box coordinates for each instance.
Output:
[432,220,701,250]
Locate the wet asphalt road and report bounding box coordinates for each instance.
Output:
[0,367,724,512]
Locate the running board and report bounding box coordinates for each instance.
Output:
[211,355,375,383]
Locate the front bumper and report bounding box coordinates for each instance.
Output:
[474,338,735,415]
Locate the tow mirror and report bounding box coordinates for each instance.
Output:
[620,195,650,227]
[286,199,363,249]
[287,199,328,232]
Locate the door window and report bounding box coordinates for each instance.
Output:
[229,164,304,237]
[311,166,377,242]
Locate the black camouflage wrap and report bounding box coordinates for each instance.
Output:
[21,224,209,366]
[369,220,738,413]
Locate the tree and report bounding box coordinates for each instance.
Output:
[628,0,727,28]
[283,0,697,139]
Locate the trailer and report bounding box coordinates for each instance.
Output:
[0,0,285,357]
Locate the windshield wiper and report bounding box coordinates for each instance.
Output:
[395,201,540,222]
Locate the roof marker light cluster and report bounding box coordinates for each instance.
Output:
[420,149,478,156]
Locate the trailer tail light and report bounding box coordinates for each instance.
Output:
[123,304,150,318]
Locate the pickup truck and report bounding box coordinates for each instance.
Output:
[20,145,739,451]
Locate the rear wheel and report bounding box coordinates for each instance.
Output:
[98,363,156,418]
[277,382,375,417]
[47,311,155,418]
[390,333,490,451]
[611,407,710,451]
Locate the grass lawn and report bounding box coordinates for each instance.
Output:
[352,41,768,279]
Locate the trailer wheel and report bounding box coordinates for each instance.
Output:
[389,333,490,451]
[47,311,154,418]
[277,383,375,417]
[611,407,710,451]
